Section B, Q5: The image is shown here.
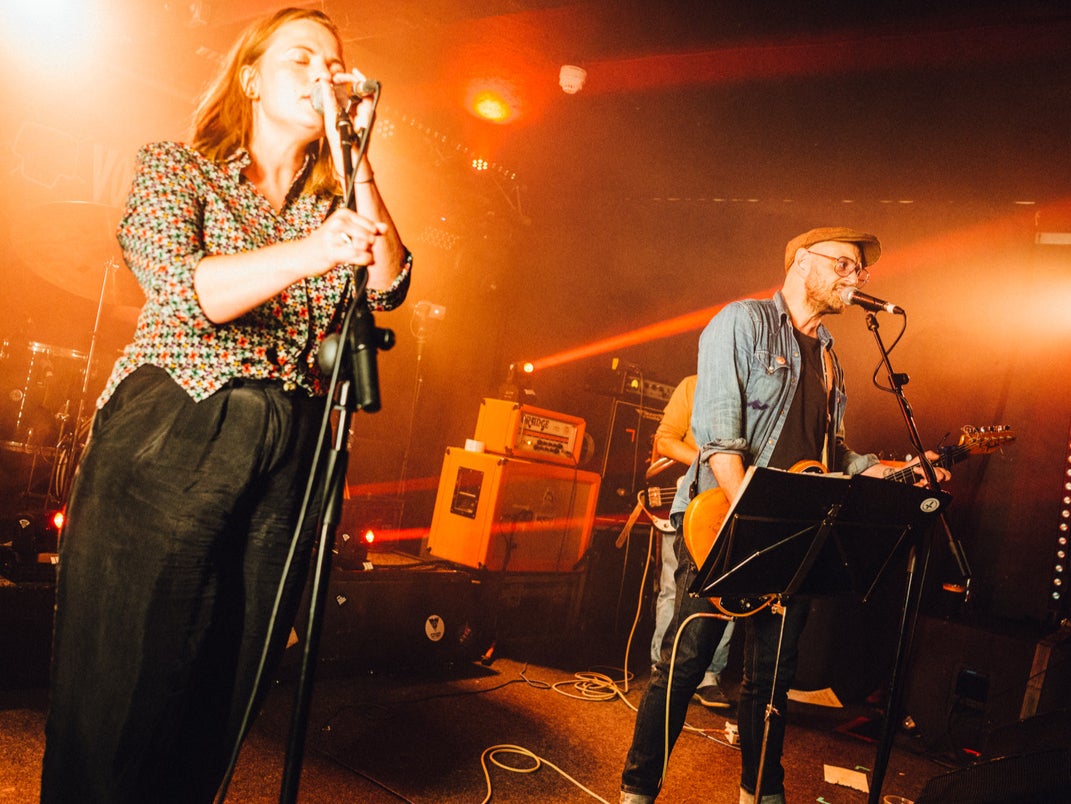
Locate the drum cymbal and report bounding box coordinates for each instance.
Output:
[16,201,145,308]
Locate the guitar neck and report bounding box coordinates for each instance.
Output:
[884,443,966,485]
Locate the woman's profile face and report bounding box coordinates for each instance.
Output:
[243,18,345,142]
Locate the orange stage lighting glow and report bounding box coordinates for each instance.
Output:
[471,90,514,123]
[465,77,521,124]
[530,197,1071,373]
[530,292,770,372]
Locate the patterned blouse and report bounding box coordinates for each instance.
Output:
[101,141,411,405]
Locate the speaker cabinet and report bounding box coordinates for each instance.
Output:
[596,399,662,515]
[426,447,601,572]
[902,615,1047,755]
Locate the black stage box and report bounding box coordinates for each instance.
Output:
[0,579,54,689]
[474,570,586,661]
[287,552,483,676]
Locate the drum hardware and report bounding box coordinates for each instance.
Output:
[0,340,88,448]
[4,201,143,509]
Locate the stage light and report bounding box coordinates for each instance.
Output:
[4,0,99,71]
[1,511,61,581]
[1051,429,1071,612]
[336,528,372,571]
[497,361,536,402]
[471,90,514,124]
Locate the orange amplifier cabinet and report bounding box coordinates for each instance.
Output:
[426,447,601,572]
[474,398,585,466]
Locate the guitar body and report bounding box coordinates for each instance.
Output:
[681,486,731,568]
[683,458,825,570]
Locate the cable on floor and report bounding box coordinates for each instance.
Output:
[478,743,613,804]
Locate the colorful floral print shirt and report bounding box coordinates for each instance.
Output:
[100,141,411,405]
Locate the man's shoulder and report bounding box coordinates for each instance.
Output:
[712,295,780,326]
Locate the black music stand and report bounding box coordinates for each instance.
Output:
[689,466,951,800]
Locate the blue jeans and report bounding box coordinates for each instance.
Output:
[623,525,809,798]
[651,530,735,676]
[42,366,325,803]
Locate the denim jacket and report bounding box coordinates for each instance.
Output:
[671,291,878,516]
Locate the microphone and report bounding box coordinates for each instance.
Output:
[310,78,380,114]
[840,287,904,314]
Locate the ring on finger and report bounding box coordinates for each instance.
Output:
[339,232,353,246]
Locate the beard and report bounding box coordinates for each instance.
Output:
[804,272,849,316]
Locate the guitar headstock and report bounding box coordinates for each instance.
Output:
[958,425,1015,454]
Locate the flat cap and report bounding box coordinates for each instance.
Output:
[784,227,881,271]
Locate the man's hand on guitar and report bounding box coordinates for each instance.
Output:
[864,450,951,486]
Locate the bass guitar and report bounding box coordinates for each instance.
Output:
[638,456,686,534]
[682,424,1014,614]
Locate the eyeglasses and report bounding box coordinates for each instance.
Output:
[806,249,870,286]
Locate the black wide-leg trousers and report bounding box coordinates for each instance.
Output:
[42,366,325,803]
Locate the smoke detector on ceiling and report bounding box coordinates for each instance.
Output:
[559,65,587,94]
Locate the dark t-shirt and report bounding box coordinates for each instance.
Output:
[768,329,827,470]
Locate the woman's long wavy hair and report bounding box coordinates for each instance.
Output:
[190,7,342,196]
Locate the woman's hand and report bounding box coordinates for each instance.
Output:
[316,73,376,186]
[307,207,385,271]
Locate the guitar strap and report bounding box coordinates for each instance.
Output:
[822,346,835,471]
[687,450,701,503]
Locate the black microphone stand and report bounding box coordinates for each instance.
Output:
[863,310,970,803]
[279,87,393,804]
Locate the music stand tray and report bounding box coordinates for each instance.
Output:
[689,466,951,602]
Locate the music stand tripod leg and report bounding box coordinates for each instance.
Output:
[753,597,788,803]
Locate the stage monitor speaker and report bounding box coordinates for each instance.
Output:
[596,399,662,515]
[0,580,54,688]
[426,447,601,572]
[916,747,1071,803]
[287,561,481,675]
[902,615,1043,756]
[983,707,1071,759]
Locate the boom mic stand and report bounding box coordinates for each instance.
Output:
[862,310,970,804]
[214,84,392,804]
[280,278,393,804]
[282,85,394,803]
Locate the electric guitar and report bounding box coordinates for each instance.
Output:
[682,425,1015,613]
[639,456,688,534]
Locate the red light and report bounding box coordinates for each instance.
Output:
[50,510,65,531]
[363,529,375,545]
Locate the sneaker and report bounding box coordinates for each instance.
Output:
[694,683,730,708]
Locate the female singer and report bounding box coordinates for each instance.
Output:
[42,8,410,801]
